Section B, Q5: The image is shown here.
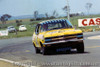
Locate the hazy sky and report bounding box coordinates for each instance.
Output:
[0,0,99,16]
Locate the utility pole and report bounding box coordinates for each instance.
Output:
[67,0,70,21]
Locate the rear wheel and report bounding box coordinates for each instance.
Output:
[77,42,84,53]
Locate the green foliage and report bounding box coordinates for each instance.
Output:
[0,14,11,24]
[16,20,23,26]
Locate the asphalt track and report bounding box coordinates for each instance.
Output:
[0,31,100,67]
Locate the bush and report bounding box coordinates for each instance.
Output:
[20,20,22,22]
[30,19,35,21]
[17,23,22,26]
[16,20,22,26]
[49,16,55,19]
[16,20,19,23]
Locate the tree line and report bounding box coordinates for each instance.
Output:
[32,10,59,21]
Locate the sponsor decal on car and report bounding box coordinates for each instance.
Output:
[47,30,76,34]
[56,47,71,52]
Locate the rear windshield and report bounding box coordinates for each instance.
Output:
[21,26,25,27]
[8,26,14,28]
[41,20,73,31]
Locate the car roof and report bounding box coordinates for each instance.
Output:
[20,25,25,26]
[8,26,14,28]
[39,19,68,24]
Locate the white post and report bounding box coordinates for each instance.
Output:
[67,0,70,21]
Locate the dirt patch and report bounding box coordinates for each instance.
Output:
[0,61,23,67]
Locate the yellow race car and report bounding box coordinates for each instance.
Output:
[32,19,84,55]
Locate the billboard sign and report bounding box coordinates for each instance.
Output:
[0,30,8,36]
[78,18,100,27]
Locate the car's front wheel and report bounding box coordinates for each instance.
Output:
[41,47,48,55]
[33,43,40,54]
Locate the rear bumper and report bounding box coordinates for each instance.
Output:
[19,29,27,31]
[43,38,83,45]
[8,30,16,32]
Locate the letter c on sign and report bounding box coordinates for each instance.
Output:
[82,19,87,26]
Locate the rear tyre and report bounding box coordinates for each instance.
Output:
[77,42,84,53]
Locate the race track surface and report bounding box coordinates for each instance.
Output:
[0,31,100,67]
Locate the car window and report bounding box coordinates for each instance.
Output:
[40,24,44,32]
[35,24,40,35]
[21,26,24,27]
[41,20,73,31]
[10,27,14,28]
[21,25,25,27]
[8,26,14,28]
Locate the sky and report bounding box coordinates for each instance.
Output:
[0,0,100,16]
